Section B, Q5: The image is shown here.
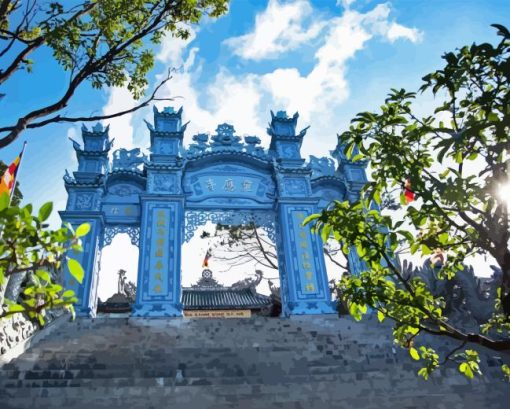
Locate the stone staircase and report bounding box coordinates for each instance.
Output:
[1,315,509,409]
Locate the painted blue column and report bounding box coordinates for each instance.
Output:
[59,211,104,317]
[268,110,335,315]
[132,195,184,317]
[59,123,111,317]
[131,106,186,317]
[277,200,336,315]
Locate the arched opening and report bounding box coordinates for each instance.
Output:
[182,212,281,317]
[96,232,139,314]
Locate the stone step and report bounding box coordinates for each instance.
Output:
[1,357,368,381]
[2,382,492,409]
[0,366,484,395]
[0,372,373,393]
[2,315,509,409]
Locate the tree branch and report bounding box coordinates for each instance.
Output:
[0,70,174,135]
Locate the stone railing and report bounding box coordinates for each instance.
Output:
[0,313,38,355]
[0,274,65,358]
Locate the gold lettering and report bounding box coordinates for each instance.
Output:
[157,218,166,227]
[155,260,163,270]
[303,262,312,270]
[154,272,162,281]
[157,210,166,217]
[155,248,163,257]
[153,284,161,293]
[156,238,164,246]
[300,241,308,249]
[305,271,313,279]
[305,283,315,292]
[299,231,307,238]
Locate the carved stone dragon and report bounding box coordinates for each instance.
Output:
[231,270,263,293]
[401,258,502,330]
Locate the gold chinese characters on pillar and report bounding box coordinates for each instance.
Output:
[149,208,170,296]
[294,211,317,294]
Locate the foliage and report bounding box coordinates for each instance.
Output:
[0,0,229,147]
[305,25,510,380]
[0,193,88,325]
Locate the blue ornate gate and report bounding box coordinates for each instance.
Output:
[60,107,368,317]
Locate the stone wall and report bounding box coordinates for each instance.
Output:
[1,315,509,409]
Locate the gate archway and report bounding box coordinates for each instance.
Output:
[60,108,368,317]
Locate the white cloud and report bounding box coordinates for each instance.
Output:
[225,0,326,61]
[337,0,357,9]
[386,22,423,43]
[101,86,136,149]
[66,127,80,160]
[157,24,197,67]
[66,126,78,140]
[150,0,423,160]
[225,1,421,63]
[100,26,199,152]
[360,3,422,43]
[155,46,266,146]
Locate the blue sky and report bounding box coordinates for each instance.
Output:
[1,0,509,219]
[1,0,509,294]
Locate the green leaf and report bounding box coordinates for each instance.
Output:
[35,269,51,283]
[67,258,84,284]
[348,302,362,321]
[346,143,355,160]
[502,364,510,382]
[71,244,83,252]
[459,362,474,379]
[409,347,420,361]
[321,224,332,243]
[75,223,91,237]
[38,202,53,222]
[7,304,25,313]
[373,189,381,205]
[0,192,9,211]
[417,367,429,380]
[377,310,385,322]
[62,290,75,298]
[302,213,321,225]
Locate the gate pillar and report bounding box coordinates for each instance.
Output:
[268,110,335,315]
[59,211,105,317]
[276,200,336,316]
[59,123,111,317]
[132,196,184,317]
[132,107,186,317]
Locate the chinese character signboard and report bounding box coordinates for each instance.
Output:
[292,210,319,295]
[148,208,171,297]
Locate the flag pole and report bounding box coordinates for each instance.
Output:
[8,141,27,206]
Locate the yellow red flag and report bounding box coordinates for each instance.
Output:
[0,142,26,200]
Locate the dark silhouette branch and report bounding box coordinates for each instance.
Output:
[0,71,174,134]
[0,1,188,148]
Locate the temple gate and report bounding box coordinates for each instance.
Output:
[60,107,368,317]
